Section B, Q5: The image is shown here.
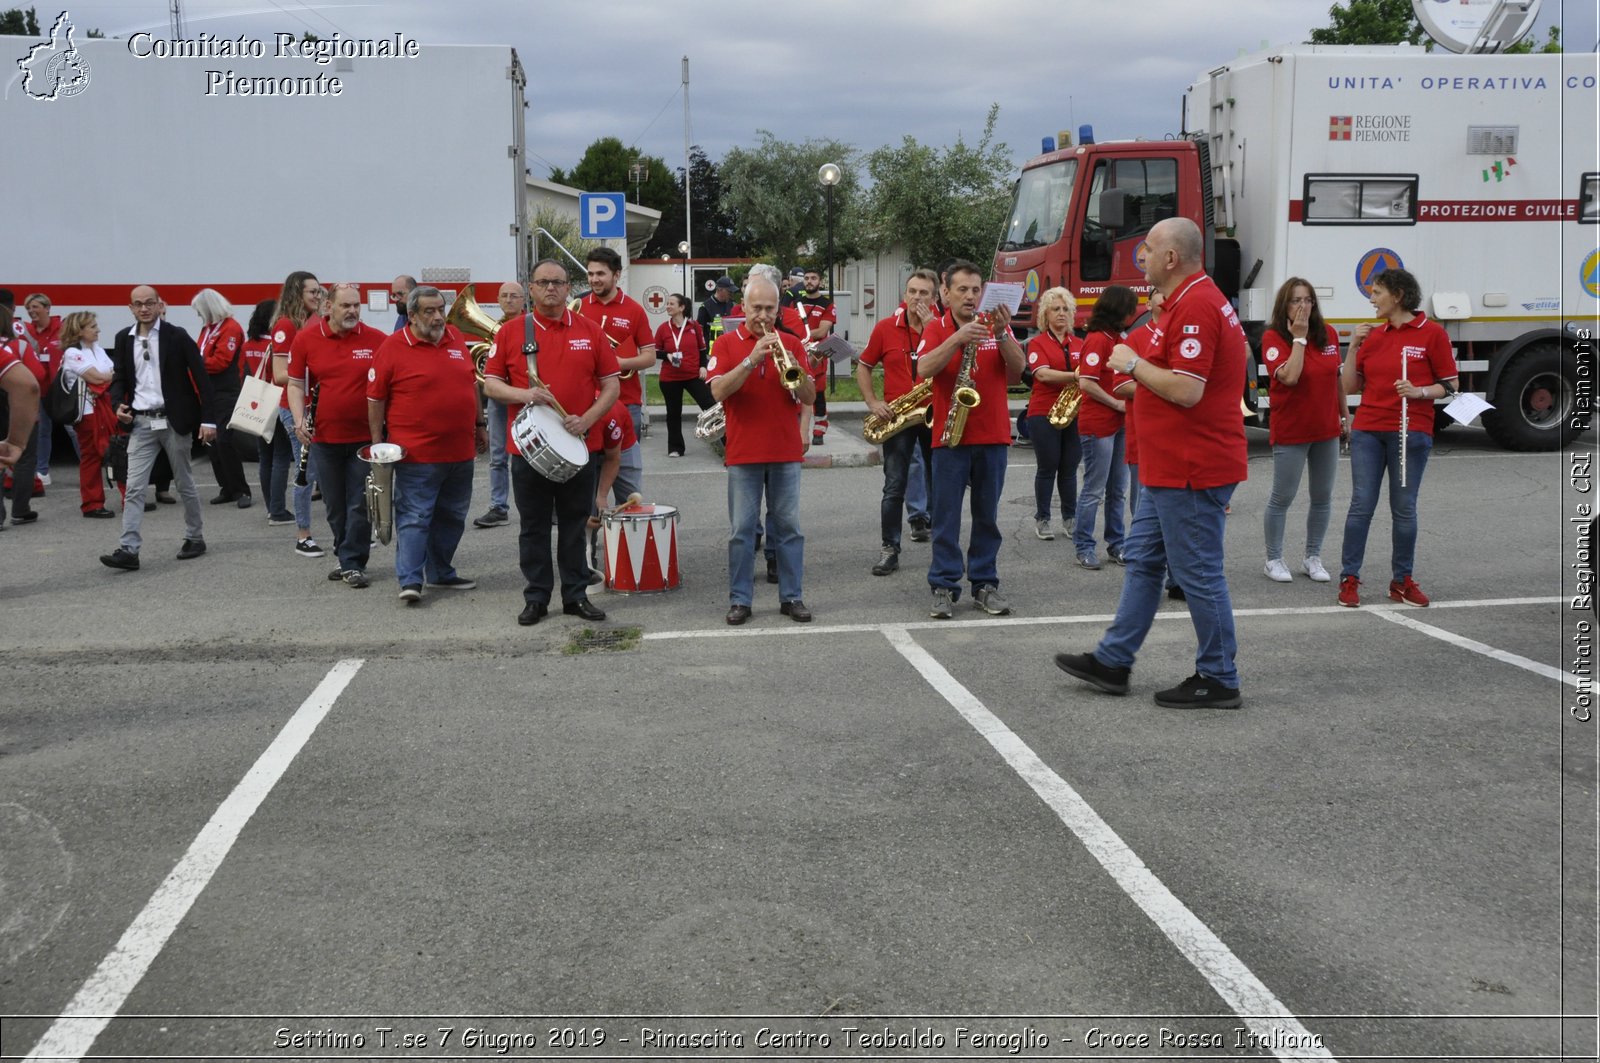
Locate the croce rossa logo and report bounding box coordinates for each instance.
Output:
[17,10,92,100]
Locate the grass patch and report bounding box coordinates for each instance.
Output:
[562,626,643,655]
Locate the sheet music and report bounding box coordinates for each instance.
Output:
[977,283,1024,315]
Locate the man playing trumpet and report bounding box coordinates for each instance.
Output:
[707,274,816,625]
[856,268,938,576]
[916,260,1025,619]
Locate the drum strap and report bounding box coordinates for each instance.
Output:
[522,312,540,383]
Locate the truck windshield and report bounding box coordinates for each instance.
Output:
[999,159,1077,252]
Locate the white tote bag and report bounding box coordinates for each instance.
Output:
[228,347,283,440]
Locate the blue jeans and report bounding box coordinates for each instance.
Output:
[614,403,644,503]
[728,462,803,605]
[906,442,929,521]
[1264,437,1340,561]
[928,443,1007,598]
[391,460,473,588]
[310,441,372,572]
[486,397,509,511]
[1073,429,1125,557]
[1340,429,1433,581]
[275,408,315,530]
[880,423,932,548]
[1096,483,1241,688]
[1027,414,1080,521]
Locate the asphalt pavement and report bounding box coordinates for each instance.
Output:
[1,413,1594,1061]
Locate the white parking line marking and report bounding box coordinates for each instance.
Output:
[882,626,1337,1061]
[1372,609,1577,687]
[22,659,366,1063]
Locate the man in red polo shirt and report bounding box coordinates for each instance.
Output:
[578,247,653,503]
[288,283,389,589]
[484,258,620,626]
[917,260,1026,620]
[857,268,938,575]
[791,267,838,446]
[1056,218,1248,709]
[367,285,485,605]
[708,274,817,625]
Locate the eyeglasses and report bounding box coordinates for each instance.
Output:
[131,299,160,310]
[530,279,569,288]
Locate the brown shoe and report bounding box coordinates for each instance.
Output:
[725,604,752,625]
[779,599,812,622]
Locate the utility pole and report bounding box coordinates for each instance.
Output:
[682,56,692,264]
[169,0,184,36]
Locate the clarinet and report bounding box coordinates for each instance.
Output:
[295,383,319,487]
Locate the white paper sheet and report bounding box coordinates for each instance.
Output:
[977,283,1024,315]
[1442,392,1494,425]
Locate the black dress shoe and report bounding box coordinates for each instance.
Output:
[11,511,38,525]
[563,598,606,621]
[176,539,207,560]
[100,548,140,571]
[156,491,177,504]
[517,602,549,626]
[209,493,236,505]
[780,599,812,622]
[236,494,253,509]
[83,508,115,519]
[725,604,752,626]
[143,501,156,512]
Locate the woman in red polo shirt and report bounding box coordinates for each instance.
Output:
[1337,267,1458,608]
[1023,287,1081,542]
[654,293,713,458]
[1260,278,1346,585]
[1070,285,1137,569]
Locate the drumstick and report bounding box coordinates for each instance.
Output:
[526,369,570,420]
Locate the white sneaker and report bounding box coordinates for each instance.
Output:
[38,472,51,486]
[1301,555,1331,582]
[1034,518,1054,541]
[1263,558,1293,583]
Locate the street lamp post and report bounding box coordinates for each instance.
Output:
[817,162,841,395]
[678,240,690,299]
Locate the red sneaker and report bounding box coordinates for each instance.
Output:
[1389,576,1430,607]
[1337,575,1361,608]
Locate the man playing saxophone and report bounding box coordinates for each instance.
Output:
[856,268,939,576]
[915,260,1025,619]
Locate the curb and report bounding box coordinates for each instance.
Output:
[803,449,881,469]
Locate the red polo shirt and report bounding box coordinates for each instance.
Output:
[578,291,653,408]
[586,399,638,454]
[484,310,619,457]
[367,325,479,463]
[706,327,808,465]
[919,311,1010,448]
[1351,313,1457,436]
[1136,271,1248,489]
[0,339,41,385]
[270,316,305,410]
[242,337,269,379]
[1263,324,1343,446]
[1024,330,1076,418]
[859,303,927,403]
[289,319,388,445]
[1120,321,1162,467]
[1074,330,1126,438]
[24,315,62,383]
[654,318,705,382]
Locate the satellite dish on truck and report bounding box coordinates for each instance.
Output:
[1411,0,1542,53]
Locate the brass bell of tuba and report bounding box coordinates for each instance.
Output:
[443,283,500,383]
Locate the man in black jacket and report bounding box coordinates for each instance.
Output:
[100,285,218,571]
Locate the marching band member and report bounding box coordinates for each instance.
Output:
[578,248,653,503]
[367,285,484,605]
[1023,286,1081,542]
[917,260,1025,619]
[483,259,619,626]
[269,271,325,558]
[1071,285,1137,570]
[1056,218,1249,709]
[790,267,836,446]
[472,281,526,530]
[856,268,938,575]
[708,273,816,625]
[288,282,388,589]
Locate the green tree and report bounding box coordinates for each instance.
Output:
[859,104,1013,273]
[550,137,678,215]
[0,6,40,35]
[719,131,860,270]
[1505,25,1561,53]
[1308,0,1424,45]
[643,146,754,259]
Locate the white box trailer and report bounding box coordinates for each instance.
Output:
[3,31,527,336]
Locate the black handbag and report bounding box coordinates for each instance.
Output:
[43,370,85,425]
[103,433,128,486]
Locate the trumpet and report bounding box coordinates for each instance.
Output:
[754,326,805,390]
[940,313,989,447]
[862,379,933,444]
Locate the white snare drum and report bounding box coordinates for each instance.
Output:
[510,405,588,483]
[602,503,680,593]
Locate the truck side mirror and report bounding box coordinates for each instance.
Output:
[1099,188,1128,230]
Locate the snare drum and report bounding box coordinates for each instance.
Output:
[602,503,680,593]
[510,405,588,483]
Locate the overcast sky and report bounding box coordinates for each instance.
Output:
[51,0,1600,178]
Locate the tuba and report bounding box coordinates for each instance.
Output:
[444,283,500,382]
[360,443,405,546]
[695,402,726,458]
[862,379,934,444]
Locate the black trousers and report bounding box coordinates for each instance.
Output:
[512,457,597,607]
[659,377,715,455]
[310,440,372,572]
[3,422,39,518]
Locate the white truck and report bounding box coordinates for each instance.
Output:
[4,25,528,335]
[994,45,1599,450]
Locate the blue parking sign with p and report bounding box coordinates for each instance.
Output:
[580,192,627,239]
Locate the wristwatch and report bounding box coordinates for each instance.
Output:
[743,354,761,371]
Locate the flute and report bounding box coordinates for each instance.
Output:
[1398,351,1408,489]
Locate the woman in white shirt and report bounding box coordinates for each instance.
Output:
[59,311,117,517]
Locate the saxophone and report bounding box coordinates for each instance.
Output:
[1047,377,1083,427]
[940,313,988,447]
[862,379,933,444]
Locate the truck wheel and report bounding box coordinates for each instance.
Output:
[1483,342,1580,451]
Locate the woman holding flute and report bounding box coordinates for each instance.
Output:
[1336,267,1458,608]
